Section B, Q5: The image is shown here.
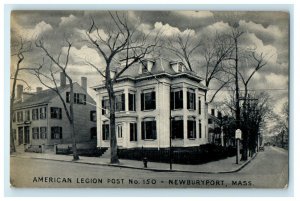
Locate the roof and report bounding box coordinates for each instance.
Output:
[13,84,71,109]
[92,58,206,90]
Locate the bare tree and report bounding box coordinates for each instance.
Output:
[10,37,32,153]
[165,31,201,71]
[34,39,79,161]
[201,33,235,103]
[85,12,159,164]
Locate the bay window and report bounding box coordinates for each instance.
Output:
[187,89,196,110]
[170,89,183,110]
[171,116,184,139]
[141,89,156,111]
[141,118,157,140]
[188,117,196,139]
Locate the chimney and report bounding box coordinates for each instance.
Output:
[60,72,66,87]
[36,87,43,93]
[81,77,87,92]
[16,84,23,101]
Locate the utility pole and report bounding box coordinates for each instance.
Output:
[234,36,241,164]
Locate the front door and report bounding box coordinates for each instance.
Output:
[18,127,23,145]
[24,126,30,144]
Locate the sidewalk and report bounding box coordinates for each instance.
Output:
[11,151,257,174]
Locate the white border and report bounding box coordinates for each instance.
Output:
[1,1,298,199]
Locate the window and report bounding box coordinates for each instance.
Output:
[141,90,156,111]
[77,93,86,105]
[211,109,215,116]
[32,127,39,139]
[117,124,122,138]
[40,107,47,119]
[171,89,183,110]
[101,98,110,115]
[102,122,109,140]
[18,127,23,145]
[115,93,125,112]
[130,123,137,141]
[171,116,184,139]
[187,89,196,110]
[24,110,30,121]
[12,112,16,123]
[50,107,62,119]
[40,127,47,139]
[188,117,196,139]
[17,111,23,122]
[208,119,213,124]
[12,129,16,140]
[32,108,39,120]
[67,92,86,105]
[217,111,222,119]
[90,127,97,140]
[198,98,201,114]
[141,118,157,140]
[129,93,136,111]
[199,121,202,138]
[90,111,96,122]
[51,127,62,139]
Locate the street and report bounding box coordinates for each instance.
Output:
[10,146,288,188]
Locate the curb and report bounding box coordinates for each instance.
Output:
[10,153,258,174]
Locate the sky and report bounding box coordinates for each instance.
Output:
[10,10,289,134]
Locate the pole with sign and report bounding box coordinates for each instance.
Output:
[235,129,242,164]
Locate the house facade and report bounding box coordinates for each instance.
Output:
[12,74,97,151]
[207,105,223,145]
[93,58,209,149]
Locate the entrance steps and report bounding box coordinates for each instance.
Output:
[100,148,110,158]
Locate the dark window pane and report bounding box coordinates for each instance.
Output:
[66,92,70,103]
[129,93,136,111]
[172,119,183,139]
[188,120,196,138]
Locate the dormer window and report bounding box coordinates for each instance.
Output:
[140,59,154,74]
[170,61,186,73]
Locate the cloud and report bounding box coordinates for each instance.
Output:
[59,14,77,27]
[61,45,105,69]
[239,20,283,43]
[241,33,278,63]
[175,11,214,19]
[13,21,53,40]
[138,22,195,37]
[200,21,231,37]
[75,28,108,42]
[265,73,288,89]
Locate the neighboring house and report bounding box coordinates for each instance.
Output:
[92,58,208,149]
[207,105,223,145]
[12,74,97,151]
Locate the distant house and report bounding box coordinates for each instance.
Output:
[92,58,209,149]
[12,74,97,152]
[207,105,223,145]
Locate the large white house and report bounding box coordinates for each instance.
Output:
[92,58,209,149]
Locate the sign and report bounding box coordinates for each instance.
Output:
[235,129,242,139]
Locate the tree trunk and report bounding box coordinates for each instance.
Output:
[69,82,79,161]
[107,80,119,164]
[10,68,19,153]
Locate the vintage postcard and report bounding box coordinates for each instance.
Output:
[10,10,289,188]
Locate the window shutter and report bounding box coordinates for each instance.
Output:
[152,91,156,109]
[66,92,70,103]
[141,93,144,111]
[121,93,125,111]
[170,91,174,110]
[59,127,62,139]
[51,127,54,139]
[199,100,201,114]
[141,122,145,139]
[134,123,137,141]
[84,95,86,105]
[187,91,190,109]
[101,99,105,115]
[59,108,62,119]
[152,121,157,139]
[193,93,196,109]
